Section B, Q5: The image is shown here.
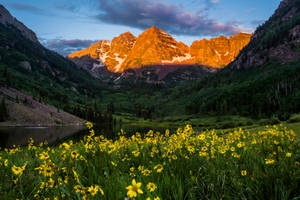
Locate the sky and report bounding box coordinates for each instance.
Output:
[0,0,281,56]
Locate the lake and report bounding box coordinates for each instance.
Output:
[0,124,176,148]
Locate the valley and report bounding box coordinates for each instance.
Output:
[0,0,300,129]
[0,0,299,199]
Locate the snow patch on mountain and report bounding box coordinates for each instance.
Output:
[169,44,178,49]
[100,52,109,62]
[114,55,127,72]
[91,62,105,71]
[162,53,193,63]
[214,50,221,57]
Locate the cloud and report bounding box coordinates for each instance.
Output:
[245,8,256,14]
[251,20,265,26]
[6,3,48,15]
[92,0,249,36]
[191,0,220,6]
[53,3,79,12]
[207,0,220,5]
[40,38,98,56]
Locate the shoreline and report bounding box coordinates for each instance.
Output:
[0,122,86,128]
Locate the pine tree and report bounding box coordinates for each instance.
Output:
[4,68,11,88]
[0,97,9,122]
[2,66,7,78]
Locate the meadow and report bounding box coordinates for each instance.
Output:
[0,122,299,200]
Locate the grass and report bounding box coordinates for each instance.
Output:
[115,113,300,134]
[0,122,299,199]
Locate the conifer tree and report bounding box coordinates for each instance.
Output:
[0,97,9,122]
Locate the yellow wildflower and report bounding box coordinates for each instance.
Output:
[39,152,50,160]
[147,182,157,192]
[71,150,79,159]
[61,143,70,150]
[72,168,80,183]
[172,155,178,160]
[126,179,143,198]
[4,159,8,167]
[142,169,152,176]
[241,170,247,176]
[265,159,275,165]
[237,142,243,148]
[48,178,55,188]
[132,150,140,157]
[11,162,27,176]
[41,163,54,177]
[86,122,93,129]
[154,164,163,173]
[74,185,86,194]
[88,185,98,196]
[13,178,19,184]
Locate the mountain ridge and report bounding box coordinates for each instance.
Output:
[68,26,252,73]
[0,5,110,123]
[230,0,300,69]
[0,5,39,43]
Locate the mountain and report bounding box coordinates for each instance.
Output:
[114,65,217,85]
[0,5,109,121]
[69,32,136,72]
[0,5,38,43]
[68,26,251,73]
[120,26,191,72]
[69,55,118,82]
[0,87,84,126]
[140,0,300,119]
[230,0,300,69]
[191,33,251,67]
[106,32,137,72]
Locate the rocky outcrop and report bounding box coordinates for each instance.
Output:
[115,65,218,85]
[19,61,31,70]
[0,5,39,43]
[69,32,136,72]
[190,33,251,67]
[105,32,136,72]
[230,0,300,69]
[0,87,84,127]
[120,26,191,71]
[69,26,251,73]
[70,55,117,82]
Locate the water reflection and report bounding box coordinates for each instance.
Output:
[0,124,177,148]
[0,126,85,148]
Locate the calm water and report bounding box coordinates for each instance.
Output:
[0,124,175,148]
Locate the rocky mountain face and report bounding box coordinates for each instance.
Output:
[0,5,108,117]
[230,0,300,69]
[69,56,118,82]
[0,87,84,126]
[191,33,251,67]
[68,26,251,73]
[115,65,218,85]
[69,32,136,72]
[0,5,38,43]
[120,26,191,72]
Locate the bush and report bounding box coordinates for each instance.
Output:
[277,112,291,121]
[287,116,300,123]
[221,122,236,129]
